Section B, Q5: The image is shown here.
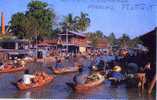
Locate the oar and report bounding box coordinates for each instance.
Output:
[66,82,75,90]
[10,81,19,89]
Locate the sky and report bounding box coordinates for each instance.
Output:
[0,0,156,38]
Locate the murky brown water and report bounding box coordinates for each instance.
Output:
[0,62,155,99]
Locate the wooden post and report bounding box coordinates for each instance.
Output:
[148,74,156,94]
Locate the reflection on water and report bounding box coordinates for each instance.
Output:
[0,62,155,99]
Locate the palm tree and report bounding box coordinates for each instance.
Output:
[61,13,76,31]
[75,12,90,32]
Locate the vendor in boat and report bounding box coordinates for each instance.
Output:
[0,61,4,70]
[109,66,125,84]
[95,53,102,66]
[22,70,35,84]
[53,57,64,69]
[93,52,106,72]
[94,59,105,71]
[73,56,93,85]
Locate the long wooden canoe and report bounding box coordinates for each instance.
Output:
[0,65,27,73]
[17,75,53,90]
[67,73,105,92]
[52,67,80,74]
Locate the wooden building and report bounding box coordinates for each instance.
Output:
[41,31,109,53]
[57,31,88,53]
[140,27,156,80]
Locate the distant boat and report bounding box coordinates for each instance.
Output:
[0,65,27,73]
[52,66,80,74]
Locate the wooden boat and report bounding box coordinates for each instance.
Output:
[0,65,27,73]
[67,73,105,92]
[23,57,35,63]
[52,66,80,74]
[17,73,53,90]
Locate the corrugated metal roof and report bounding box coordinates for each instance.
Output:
[59,31,86,38]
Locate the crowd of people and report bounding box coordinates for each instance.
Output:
[51,48,155,95]
[6,47,154,95]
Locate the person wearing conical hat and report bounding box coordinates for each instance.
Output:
[112,66,122,72]
[109,65,125,84]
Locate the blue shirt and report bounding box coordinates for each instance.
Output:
[53,62,64,68]
[111,72,124,80]
[95,56,101,65]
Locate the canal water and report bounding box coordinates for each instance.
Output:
[0,62,155,99]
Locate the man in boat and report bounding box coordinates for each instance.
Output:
[73,55,93,85]
[22,70,35,85]
[93,52,105,70]
[0,61,4,70]
[109,66,125,85]
[53,57,64,69]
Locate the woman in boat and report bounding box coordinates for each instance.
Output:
[22,70,35,85]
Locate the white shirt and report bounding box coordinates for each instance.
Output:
[23,74,35,84]
[0,65,4,69]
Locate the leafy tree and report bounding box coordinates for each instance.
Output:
[26,0,55,37]
[129,37,143,48]
[95,30,103,38]
[86,30,104,47]
[27,0,48,11]
[10,12,27,39]
[119,33,130,48]
[107,32,116,46]
[10,1,56,39]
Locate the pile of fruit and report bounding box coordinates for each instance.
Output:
[87,73,100,81]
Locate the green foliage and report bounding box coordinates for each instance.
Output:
[61,12,90,32]
[28,0,48,11]
[119,33,130,48]
[129,37,143,48]
[9,13,27,38]
[86,30,104,47]
[116,34,142,48]
[107,32,116,46]
[95,30,103,38]
[0,34,16,41]
[61,14,76,31]
[10,0,56,39]
[75,12,90,32]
